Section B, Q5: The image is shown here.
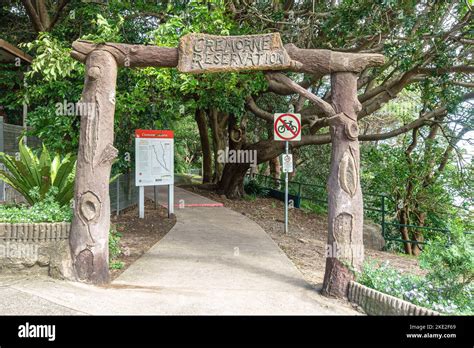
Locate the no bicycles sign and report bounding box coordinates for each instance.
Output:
[274,113,301,141]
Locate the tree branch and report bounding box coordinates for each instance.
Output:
[285,43,385,74]
[48,0,70,31]
[245,96,273,122]
[452,81,474,88]
[265,72,336,117]
[20,0,45,32]
[356,91,474,142]
[416,65,474,74]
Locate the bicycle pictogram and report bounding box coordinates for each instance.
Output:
[273,113,301,141]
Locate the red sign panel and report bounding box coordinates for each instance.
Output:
[135,129,174,138]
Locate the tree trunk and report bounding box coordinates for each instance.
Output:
[398,207,413,255]
[218,113,249,198]
[219,137,286,197]
[69,50,118,284]
[322,72,364,298]
[195,108,212,183]
[209,108,228,183]
[218,162,249,198]
[269,156,281,188]
[266,120,281,188]
[400,128,417,255]
[412,212,426,256]
[269,156,281,179]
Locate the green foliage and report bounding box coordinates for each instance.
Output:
[420,227,474,299]
[109,225,124,270]
[0,192,72,223]
[146,0,268,124]
[243,193,257,202]
[293,144,332,188]
[0,138,76,206]
[361,133,472,240]
[21,33,80,83]
[19,33,84,153]
[358,257,473,315]
[300,200,327,215]
[244,178,269,197]
[172,114,200,174]
[0,62,24,124]
[81,14,124,43]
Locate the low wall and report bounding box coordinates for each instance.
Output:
[348,281,440,316]
[0,222,73,278]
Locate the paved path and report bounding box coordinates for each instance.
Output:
[0,187,358,315]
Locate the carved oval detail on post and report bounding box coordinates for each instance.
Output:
[79,191,101,223]
[338,148,358,197]
[75,248,94,281]
[334,212,353,246]
[345,121,359,140]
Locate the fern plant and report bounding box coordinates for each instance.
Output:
[0,137,76,206]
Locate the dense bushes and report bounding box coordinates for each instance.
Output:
[0,190,72,223]
[358,229,473,315]
[244,178,269,197]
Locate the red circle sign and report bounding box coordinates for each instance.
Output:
[274,113,301,140]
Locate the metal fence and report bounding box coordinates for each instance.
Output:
[0,116,41,202]
[109,171,139,215]
[246,173,452,248]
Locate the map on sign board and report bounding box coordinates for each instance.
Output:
[274,113,301,141]
[135,130,174,186]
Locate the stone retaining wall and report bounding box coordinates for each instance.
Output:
[0,222,70,241]
[0,222,72,278]
[348,281,440,316]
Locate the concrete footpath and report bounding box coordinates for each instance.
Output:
[0,187,358,315]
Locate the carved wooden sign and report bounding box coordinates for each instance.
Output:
[178,33,292,73]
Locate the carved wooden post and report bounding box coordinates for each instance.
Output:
[69,50,118,284]
[322,72,364,298]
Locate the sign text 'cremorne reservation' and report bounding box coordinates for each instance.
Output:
[178,33,291,73]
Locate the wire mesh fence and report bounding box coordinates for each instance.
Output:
[109,172,139,215]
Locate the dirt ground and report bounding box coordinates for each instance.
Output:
[186,185,422,288]
[109,199,176,280]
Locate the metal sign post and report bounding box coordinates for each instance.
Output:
[139,186,145,218]
[284,141,289,234]
[282,146,294,234]
[274,113,300,234]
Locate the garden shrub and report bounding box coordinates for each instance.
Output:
[0,188,72,223]
[109,226,124,270]
[419,227,473,312]
[358,258,473,315]
[244,178,269,196]
[0,137,76,206]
